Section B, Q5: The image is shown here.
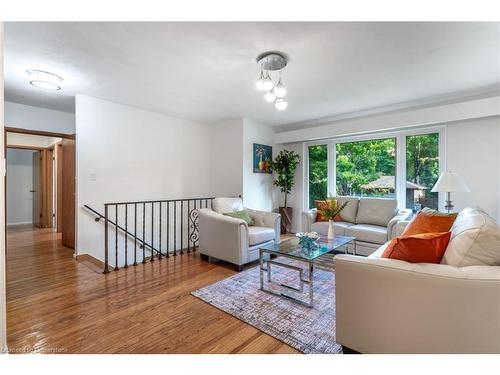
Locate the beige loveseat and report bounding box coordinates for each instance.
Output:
[198,197,280,271]
[335,207,500,353]
[302,197,412,256]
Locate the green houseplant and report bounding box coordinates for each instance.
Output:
[271,149,301,234]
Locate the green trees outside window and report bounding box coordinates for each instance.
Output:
[308,145,328,208]
[307,132,440,210]
[406,133,439,210]
[336,138,396,198]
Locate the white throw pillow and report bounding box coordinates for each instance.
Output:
[212,197,243,214]
[441,207,500,267]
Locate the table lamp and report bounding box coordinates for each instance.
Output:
[431,172,470,213]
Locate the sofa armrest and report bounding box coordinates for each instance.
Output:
[390,220,410,239]
[387,209,412,239]
[301,208,317,232]
[246,208,281,243]
[335,254,500,353]
[198,208,249,265]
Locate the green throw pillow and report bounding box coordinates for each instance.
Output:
[223,210,254,226]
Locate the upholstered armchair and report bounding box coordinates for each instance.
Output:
[198,198,280,271]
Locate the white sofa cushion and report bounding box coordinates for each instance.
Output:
[336,196,359,223]
[441,207,500,267]
[213,197,243,214]
[345,224,388,245]
[248,226,275,246]
[311,221,354,236]
[356,198,397,227]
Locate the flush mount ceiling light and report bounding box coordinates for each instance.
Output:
[255,52,288,110]
[27,69,63,91]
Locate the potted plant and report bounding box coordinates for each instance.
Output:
[318,194,348,240]
[271,149,301,234]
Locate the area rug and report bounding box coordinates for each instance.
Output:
[191,256,342,354]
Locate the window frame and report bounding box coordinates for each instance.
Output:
[304,125,446,211]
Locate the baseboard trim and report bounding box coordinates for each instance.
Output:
[7,221,33,226]
[76,254,113,273]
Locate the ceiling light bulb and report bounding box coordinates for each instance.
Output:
[29,80,61,91]
[262,76,274,91]
[264,91,276,103]
[274,80,287,98]
[275,98,288,111]
[255,70,267,91]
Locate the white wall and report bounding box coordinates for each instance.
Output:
[208,118,276,211]
[275,96,500,144]
[242,119,275,211]
[447,116,500,219]
[0,21,8,353]
[7,149,34,225]
[5,101,75,134]
[209,119,244,197]
[76,95,211,265]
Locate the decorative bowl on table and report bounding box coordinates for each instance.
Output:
[296,232,320,250]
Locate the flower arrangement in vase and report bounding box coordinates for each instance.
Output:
[317,195,349,240]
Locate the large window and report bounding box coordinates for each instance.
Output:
[306,128,442,211]
[308,145,328,208]
[336,138,396,198]
[405,133,439,210]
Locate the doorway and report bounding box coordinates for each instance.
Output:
[5,127,76,249]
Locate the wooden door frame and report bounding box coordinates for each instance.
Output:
[55,142,63,233]
[5,127,75,140]
[6,146,54,229]
[4,127,75,235]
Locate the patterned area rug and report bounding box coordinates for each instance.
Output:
[191,255,341,354]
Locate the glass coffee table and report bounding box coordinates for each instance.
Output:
[259,235,355,308]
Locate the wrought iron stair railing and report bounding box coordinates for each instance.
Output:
[84,197,215,273]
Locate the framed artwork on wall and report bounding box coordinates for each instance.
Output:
[253,143,272,174]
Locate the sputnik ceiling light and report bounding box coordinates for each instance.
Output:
[27,69,64,91]
[255,52,288,111]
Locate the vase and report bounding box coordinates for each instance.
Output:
[328,219,335,240]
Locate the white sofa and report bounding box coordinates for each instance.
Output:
[335,207,500,353]
[302,197,412,256]
[198,197,280,271]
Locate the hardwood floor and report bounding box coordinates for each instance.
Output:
[6,225,299,354]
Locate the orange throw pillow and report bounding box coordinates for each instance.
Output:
[403,209,457,236]
[382,232,451,263]
[315,200,342,222]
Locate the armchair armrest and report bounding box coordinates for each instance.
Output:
[198,208,249,265]
[387,209,412,239]
[302,208,317,232]
[246,208,281,244]
[335,254,500,353]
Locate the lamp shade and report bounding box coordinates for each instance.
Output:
[431,172,470,193]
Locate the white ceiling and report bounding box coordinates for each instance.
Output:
[4,22,500,128]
